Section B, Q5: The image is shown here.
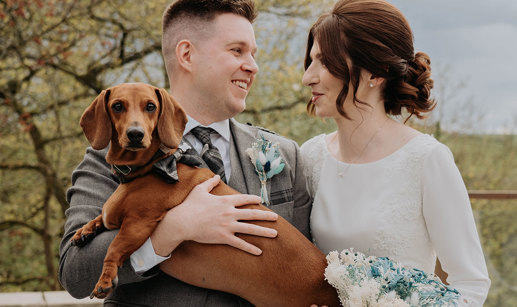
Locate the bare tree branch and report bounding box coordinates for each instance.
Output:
[41,131,84,146]
[0,163,43,172]
[0,220,42,234]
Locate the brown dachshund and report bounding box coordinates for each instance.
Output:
[72,83,340,306]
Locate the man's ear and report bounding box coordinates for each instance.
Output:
[80,89,112,149]
[176,40,194,72]
[155,88,187,149]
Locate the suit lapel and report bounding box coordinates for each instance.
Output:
[228,119,261,196]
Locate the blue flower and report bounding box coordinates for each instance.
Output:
[324,249,460,306]
[246,134,285,205]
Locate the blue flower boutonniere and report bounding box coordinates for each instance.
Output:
[246,134,285,206]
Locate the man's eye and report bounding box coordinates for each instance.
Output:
[232,48,242,54]
[111,102,124,113]
[146,102,156,112]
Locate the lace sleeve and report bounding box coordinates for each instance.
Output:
[300,134,327,199]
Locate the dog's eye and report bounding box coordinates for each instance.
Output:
[112,102,124,113]
[146,102,156,112]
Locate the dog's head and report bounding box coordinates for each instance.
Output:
[80,83,187,164]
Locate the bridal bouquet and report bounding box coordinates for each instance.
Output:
[325,249,460,307]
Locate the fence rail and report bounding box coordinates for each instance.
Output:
[469,190,517,200]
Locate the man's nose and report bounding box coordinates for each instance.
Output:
[242,55,259,74]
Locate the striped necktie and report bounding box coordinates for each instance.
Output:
[190,126,227,183]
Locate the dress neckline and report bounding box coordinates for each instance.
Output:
[322,133,428,167]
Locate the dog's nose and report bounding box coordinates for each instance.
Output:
[127,127,144,143]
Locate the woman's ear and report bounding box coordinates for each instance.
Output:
[80,89,112,149]
[365,71,385,88]
[176,40,194,72]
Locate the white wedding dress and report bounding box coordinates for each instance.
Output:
[301,133,490,306]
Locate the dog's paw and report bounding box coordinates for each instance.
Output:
[71,232,95,247]
[90,285,112,299]
[90,277,116,299]
[70,224,106,247]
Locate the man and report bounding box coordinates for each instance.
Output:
[58,0,312,306]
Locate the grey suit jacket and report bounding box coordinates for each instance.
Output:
[58,119,313,306]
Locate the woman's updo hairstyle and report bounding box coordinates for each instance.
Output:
[305,0,435,120]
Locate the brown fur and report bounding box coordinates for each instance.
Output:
[72,83,340,306]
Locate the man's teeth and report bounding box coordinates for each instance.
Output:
[232,81,247,89]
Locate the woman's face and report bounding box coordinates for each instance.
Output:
[302,41,345,119]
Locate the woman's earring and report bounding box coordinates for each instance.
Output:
[368,82,374,88]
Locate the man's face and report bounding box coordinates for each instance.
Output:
[192,13,258,121]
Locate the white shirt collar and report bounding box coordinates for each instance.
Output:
[184,116,231,142]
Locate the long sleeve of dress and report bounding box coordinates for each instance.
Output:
[422,143,491,306]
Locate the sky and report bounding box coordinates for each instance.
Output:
[388,0,517,133]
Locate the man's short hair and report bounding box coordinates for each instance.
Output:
[162,0,257,75]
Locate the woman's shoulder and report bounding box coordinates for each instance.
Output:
[300,133,327,157]
[410,134,451,157]
[400,132,445,155]
[397,133,456,172]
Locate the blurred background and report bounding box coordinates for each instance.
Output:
[0,0,515,305]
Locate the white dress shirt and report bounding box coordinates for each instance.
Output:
[130,117,231,273]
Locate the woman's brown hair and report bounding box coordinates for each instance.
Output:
[305,0,435,120]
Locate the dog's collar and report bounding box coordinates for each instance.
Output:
[112,141,202,183]
[111,144,173,179]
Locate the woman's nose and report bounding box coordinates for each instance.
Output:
[302,65,317,86]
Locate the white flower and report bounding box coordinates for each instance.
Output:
[270,157,282,171]
[410,292,420,305]
[377,292,410,307]
[258,151,267,165]
[340,249,355,265]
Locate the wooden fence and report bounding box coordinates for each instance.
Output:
[469,190,517,200]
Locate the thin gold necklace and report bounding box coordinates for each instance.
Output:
[336,116,390,166]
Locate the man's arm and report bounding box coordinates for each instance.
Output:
[150,175,279,257]
[59,148,279,298]
[58,147,156,298]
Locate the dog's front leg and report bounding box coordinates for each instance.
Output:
[90,216,161,299]
[71,215,106,247]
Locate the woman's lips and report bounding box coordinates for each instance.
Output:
[311,92,323,103]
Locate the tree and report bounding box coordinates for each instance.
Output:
[0,0,331,291]
[0,0,167,291]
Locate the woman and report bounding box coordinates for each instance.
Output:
[300,0,490,305]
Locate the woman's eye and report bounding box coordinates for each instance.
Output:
[146,102,156,112]
[111,102,124,113]
[232,48,242,54]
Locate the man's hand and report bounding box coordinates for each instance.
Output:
[150,175,278,257]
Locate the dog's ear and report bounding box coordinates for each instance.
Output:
[80,89,112,149]
[155,88,187,149]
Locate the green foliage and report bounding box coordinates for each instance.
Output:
[0,1,515,305]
